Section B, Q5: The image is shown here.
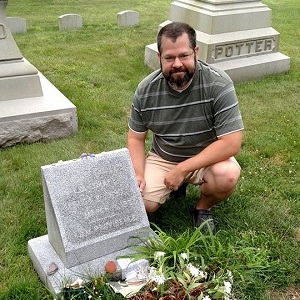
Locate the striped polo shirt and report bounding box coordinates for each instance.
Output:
[128,60,244,162]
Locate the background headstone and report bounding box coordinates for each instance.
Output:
[58,14,82,31]
[117,10,139,27]
[28,148,154,295]
[0,0,77,147]
[145,0,290,83]
[6,16,26,34]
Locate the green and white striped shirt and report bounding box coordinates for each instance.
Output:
[129,60,244,162]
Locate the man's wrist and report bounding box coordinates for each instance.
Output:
[177,162,190,176]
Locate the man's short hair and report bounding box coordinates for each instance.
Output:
[157,22,197,54]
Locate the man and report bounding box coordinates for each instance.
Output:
[127,22,244,231]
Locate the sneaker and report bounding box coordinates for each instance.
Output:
[170,182,188,199]
[193,208,216,233]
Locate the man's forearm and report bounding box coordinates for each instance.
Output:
[177,131,243,175]
[127,131,147,178]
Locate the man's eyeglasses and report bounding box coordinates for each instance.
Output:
[161,51,194,63]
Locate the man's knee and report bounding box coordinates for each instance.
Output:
[144,200,161,213]
[223,164,240,189]
[206,161,241,192]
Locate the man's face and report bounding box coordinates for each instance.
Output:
[159,33,199,90]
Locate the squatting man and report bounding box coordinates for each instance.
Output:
[127,22,244,232]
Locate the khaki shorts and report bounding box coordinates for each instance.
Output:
[143,152,239,204]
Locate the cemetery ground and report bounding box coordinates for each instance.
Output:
[0,0,299,299]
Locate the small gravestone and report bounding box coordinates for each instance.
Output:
[58,14,82,31]
[6,17,26,34]
[28,148,153,295]
[117,10,139,27]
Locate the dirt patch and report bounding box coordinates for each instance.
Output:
[294,227,300,242]
[269,287,300,300]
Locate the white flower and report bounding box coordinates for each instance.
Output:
[198,270,206,278]
[180,252,188,260]
[203,296,211,300]
[147,265,165,284]
[148,266,165,284]
[70,277,84,288]
[148,266,157,279]
[154,251,165,260]
[187,263,200,277]
[153,274,166,285]
[224,280,232,294]
[227,270,233,282]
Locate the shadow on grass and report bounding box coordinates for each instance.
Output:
[147,184,199,233]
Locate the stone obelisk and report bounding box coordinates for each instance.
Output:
[0,0,78,147]
[145,0,290,83]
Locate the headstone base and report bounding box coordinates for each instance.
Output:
[28,235,137,295]
[0,72,77,147]
[210,52,290,83]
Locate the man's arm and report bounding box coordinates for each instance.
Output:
[164,130,243,190]
[127,129,148,191]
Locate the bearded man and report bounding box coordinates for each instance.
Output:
[127,22,244,232]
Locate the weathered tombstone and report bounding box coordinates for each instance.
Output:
[117,10,139,27]
[58,14,82,31]
[6,16,26,34]
[0,0,78,147]
[145,0,290,83]
[28,148,154,295]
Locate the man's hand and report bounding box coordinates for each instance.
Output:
[137,175,146,193]
[127,129,148,193]
[163,166,186,191]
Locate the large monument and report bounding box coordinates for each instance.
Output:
[0,0,77,147]
[145,0,290,83]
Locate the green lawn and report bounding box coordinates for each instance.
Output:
[0,0,299,299]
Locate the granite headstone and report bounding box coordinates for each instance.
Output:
[117,10,139,27]
[58,14,82,31]
[28,148,153,294]
[6,16,26,34]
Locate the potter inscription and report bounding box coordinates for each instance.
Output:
[213,37,276,61]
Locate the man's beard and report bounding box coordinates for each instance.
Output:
[162,59,196,89]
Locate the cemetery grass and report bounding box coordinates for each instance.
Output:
[0,0,299,299]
